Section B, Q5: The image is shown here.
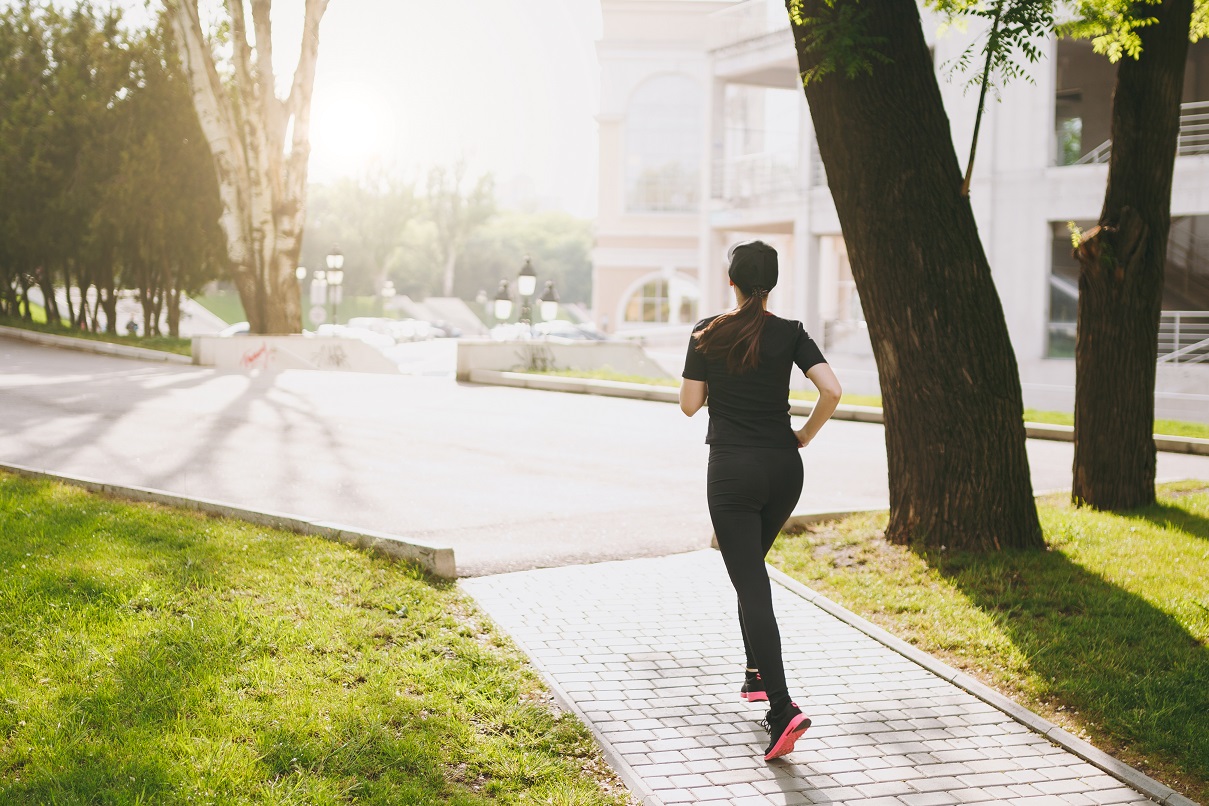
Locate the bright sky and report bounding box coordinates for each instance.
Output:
[117,0,604,216]
[298,0,602,215]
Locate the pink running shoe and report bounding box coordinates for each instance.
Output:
[761,702,811,761]
[740,673,767,702]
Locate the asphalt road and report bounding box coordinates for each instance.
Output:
[3,338,1208,576]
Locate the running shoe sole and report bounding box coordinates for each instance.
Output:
[763,713,811,761]
[740,690,769,702]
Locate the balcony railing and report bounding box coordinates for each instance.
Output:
[1074,100,1209,165]
[1158,311,1209,364]
[711,153,802,204]
[706,0,790,52]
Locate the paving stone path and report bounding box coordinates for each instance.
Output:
[462,550,1193,806]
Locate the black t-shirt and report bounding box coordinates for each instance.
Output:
[682,313,827,447]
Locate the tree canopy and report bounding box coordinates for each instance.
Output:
[0,2,224,335]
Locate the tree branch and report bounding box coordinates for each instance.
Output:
[250,0,284,145]
[166,0,252,266]
[283,0,330,200]
[962,0,1005,197]
[227,0,257,107]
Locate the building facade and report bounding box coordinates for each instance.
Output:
[593,0,1209,417]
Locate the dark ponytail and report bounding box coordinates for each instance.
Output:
[693,288,769,374]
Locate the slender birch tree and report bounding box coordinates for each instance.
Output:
[166,0,331,333]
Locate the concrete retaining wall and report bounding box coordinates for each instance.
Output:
[192,335,400,374]
[455,339,670,382]
[0,324,192,364]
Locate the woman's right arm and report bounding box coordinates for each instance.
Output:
[794,363,842,447]
[680,378,707,416]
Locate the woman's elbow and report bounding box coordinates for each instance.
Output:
[816,377,842,404]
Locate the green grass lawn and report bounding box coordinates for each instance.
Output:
[192,289,246,327]
[0,473,633,805]
[767,482,1209,803]
[530,370,1209,439]
[0,314,192,357]
[194,290,397,332]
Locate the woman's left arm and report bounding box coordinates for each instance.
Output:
[794,363,842,447]
[680,379,707,416]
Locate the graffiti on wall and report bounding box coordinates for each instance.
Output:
[311,343,349,369]
[240,342,276,371]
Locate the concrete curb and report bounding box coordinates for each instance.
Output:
[460,581,663,806]
[0,462,456,579]
[765,565,1199,806]
[468,369,1209,457]
[0,324,193,364]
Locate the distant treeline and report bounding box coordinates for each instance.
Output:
[0,3,225,336]
[0,4,595,338]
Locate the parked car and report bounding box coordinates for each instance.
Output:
[533,320,608,341]
[314,323,396,351]
[217,321,250,337]
[427,320,463,338]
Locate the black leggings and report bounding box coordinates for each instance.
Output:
[707,445,804,709]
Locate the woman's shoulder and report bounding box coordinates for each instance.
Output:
[765,313,806,334]
[692,315,721,332]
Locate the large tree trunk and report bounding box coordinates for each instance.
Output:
[788,0,1042,550]
[167,0,326,334]
[1072,0,1192,511]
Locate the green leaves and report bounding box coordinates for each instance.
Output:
[1057,0,1161,62]
[787,0,892,86]
[0,3,223,334]
[930,0,1053,94]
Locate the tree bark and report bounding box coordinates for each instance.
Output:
[167,0,327,334]
[788,0,1042,550]
[1071,0,1192,511]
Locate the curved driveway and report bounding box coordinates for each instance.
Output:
[2,338,1207,575]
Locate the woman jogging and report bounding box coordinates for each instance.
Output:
[679,239,842,761]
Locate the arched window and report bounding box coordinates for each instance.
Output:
[625,75,701,212]
[623,275,699,324]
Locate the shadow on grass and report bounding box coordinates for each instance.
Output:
[0,475,525,805]
[928,546,1209,790]
[1128,501,1209,543]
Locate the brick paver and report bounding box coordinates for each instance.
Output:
[462,550,1180,806]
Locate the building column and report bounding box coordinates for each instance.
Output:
[794,213,820,337]
[665,265,682,325]
[699,75,727,319]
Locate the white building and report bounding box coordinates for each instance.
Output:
[593,0,1209,419]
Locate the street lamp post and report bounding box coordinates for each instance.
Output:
[539,280,559,322]
[325,247,345,326]
[493,280,513,322]
[491,258,561,338]
[380,279,396,307]
[295,266,307,327]
[516,256,537,329]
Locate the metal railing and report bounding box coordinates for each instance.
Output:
[810,141,827,187]
[706,0,790,52]
[1158,311,1209,364]
[711,153,802,203]
[1074,100,1209,165]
